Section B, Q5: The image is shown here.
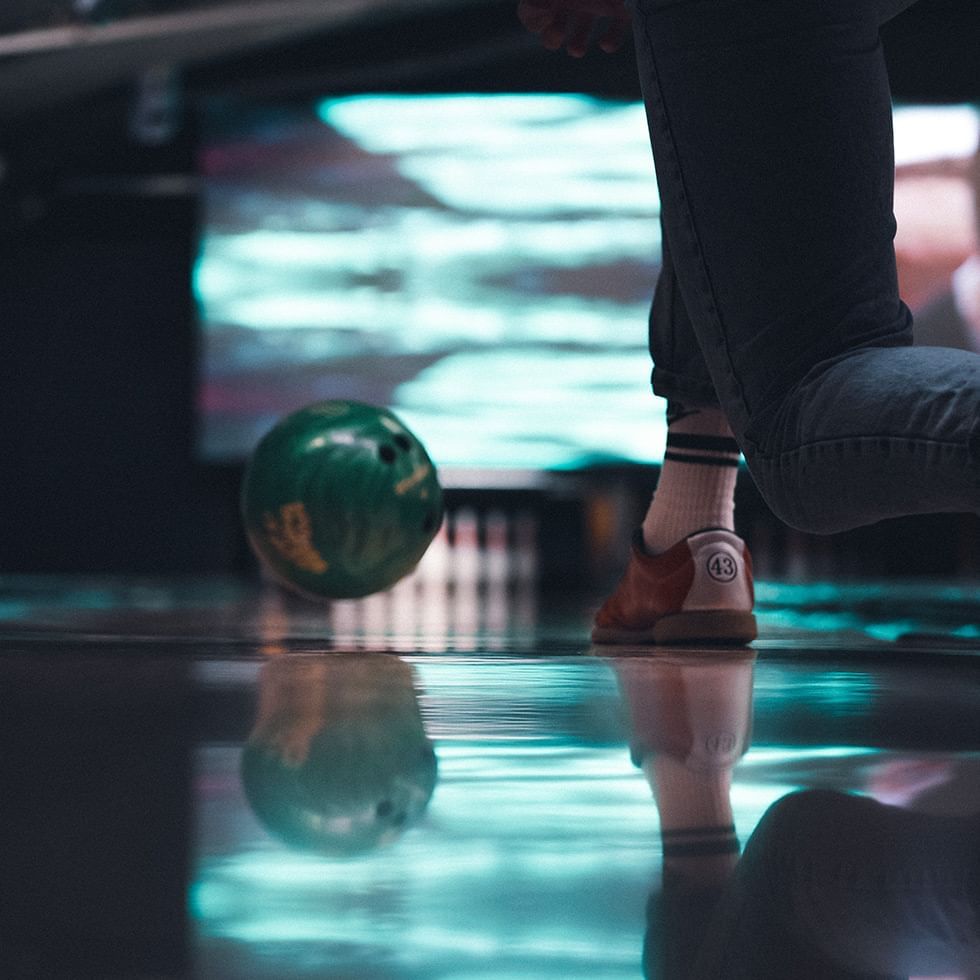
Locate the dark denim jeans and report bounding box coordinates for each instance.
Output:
[631,0,980,532]
[685,790,980,979]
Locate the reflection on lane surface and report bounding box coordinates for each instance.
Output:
[606,647,980,979]
[243,654,437,856]
[195,643,980,978]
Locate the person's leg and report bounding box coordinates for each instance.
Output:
[645,0,921,413]
[698,790,980,978]
[649,230,719,412]
[640,403,740,554]
[593,221,754,645]
[642,231,744,554]
[611,653,754,978]
[637,0,926,557]
[632,0,979,533]
[596,241,756,643]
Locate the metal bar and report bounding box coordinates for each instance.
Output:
[0,0,478,58]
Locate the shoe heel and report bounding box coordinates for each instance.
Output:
[652,610,757,645]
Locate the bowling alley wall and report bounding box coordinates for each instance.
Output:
[0,0,977,580]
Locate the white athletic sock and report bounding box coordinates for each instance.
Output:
[642,408,740,555]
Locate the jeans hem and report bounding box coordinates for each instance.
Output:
[651,365,720,408]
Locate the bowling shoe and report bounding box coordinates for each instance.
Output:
[592,528,756,645]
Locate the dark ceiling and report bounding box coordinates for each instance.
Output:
[0,0,976,121]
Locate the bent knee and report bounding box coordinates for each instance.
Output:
[742,450,848,534]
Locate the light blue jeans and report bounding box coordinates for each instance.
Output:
[631,0,980,531]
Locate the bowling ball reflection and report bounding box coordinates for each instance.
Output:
[242,653,437,856]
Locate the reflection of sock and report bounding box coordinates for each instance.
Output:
[646,754,740,888]
[660,824,740,861]
[642,408,740,555]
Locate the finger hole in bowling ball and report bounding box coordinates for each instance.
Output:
[378,445,397,464]
[393,434,411,451]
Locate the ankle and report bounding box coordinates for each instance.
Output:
[642,410,740,554]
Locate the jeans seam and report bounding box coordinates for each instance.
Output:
[632,4,757,452]
[754,435,974,465]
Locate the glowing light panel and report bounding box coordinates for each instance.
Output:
[196,97,979,475]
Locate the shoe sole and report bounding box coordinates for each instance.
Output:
[591,610,758,646]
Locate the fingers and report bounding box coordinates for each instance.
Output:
[564,14,597,58]
[517,0,630,56]
[539,7,570,50]
[516,0,556,33]
[517,0,566,52]
[597,14,630,53]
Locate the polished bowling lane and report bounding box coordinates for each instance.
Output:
[0,576,977,978]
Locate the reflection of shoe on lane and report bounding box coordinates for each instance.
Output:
[592,529,756,645]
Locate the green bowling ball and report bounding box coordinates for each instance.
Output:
[241,401,443,599]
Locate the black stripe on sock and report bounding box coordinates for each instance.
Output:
[664,451,740,468]
[662,838,741,858]
[667,433,741,454]
[661,825,737,839]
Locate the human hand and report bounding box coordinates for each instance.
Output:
[516,0,631,57]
